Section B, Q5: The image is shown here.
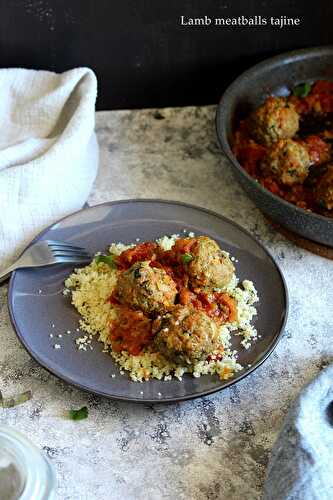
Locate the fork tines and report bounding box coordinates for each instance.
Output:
[46,240,91,259]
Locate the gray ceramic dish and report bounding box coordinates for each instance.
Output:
[216,45,333,247]
[8,199,288,403]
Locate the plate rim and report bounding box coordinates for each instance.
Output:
[8,198,289,403]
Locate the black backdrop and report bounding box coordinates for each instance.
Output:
[0,1,332,110]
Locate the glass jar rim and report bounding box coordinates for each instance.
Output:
[0,425,56,500]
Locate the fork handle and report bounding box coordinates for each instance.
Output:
[0,264,17,284]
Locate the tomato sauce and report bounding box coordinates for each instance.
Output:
[109,306,153,356]
[117,242,159,269]
[179,288,237,323]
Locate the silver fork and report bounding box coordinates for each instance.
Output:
[0,240,91,283]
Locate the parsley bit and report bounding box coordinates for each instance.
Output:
[94,254,117,269]
[181,253,193,264]
[68,406,88,421]
[292,82,312,98]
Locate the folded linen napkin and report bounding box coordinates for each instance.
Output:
[0,67,99,269]
[263,364,333,500]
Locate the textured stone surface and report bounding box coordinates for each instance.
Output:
[1,106,333,500]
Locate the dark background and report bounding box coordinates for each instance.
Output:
[0,0,332,110]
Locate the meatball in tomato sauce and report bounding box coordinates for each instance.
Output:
[153,305,220,364]
[250,96,299,146]
[116,261,177,315]
[260,139,311,186]
[178,236,235,290]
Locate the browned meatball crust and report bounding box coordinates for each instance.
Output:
[250,96,299,146]
[153,305,221,364]
[261,139,311,186]
[185,236,235,290]
[116,261,177,315]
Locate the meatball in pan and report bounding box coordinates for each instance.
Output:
[260,139,311,186]
[250,96,299,146]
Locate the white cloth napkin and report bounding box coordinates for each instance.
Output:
[0,67,99,269]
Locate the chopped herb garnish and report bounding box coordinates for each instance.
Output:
[68,406,88,421]
[0,389,32,408]
[95,254,117,269]
[182,253,193,264]
[292,82,312,98]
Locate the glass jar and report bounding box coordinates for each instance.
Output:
[0,425,56,500]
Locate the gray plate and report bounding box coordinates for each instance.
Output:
[8,200,288,403]
[216,45,333,247]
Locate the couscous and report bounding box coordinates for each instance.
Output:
[64,234,259,382]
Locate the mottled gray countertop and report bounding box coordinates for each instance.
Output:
[1,106,333,500]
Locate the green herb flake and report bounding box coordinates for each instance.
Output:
[182,253,193,264]
[95,254,117,269]
[68,406,88,421]
[292,82,312,98]
[0,389,32,408]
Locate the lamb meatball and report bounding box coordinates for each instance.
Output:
[116,261,177,315]
[250,96,299,146]
[185,236,235,290]
[153,305,220,364]
[261,139,311,186]
[314,164,333,210]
